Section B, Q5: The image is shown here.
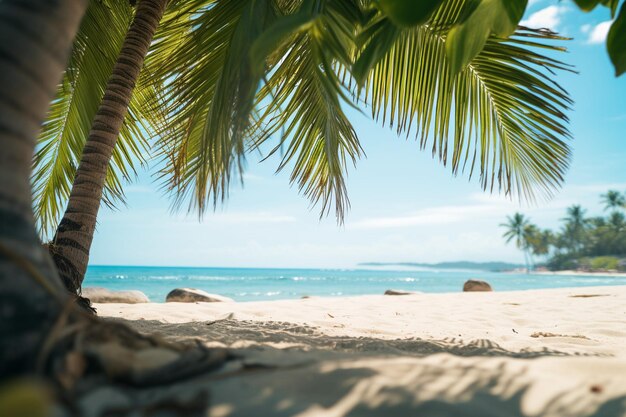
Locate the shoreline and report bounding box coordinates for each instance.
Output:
[87,279,626,304]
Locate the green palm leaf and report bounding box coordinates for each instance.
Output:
[150,0,365,219]
[251,0,364,220]
[359,4,573,202]
[32,0,157,238]
[149,0,281,213]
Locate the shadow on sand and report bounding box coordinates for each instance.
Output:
[114,318,608,359]
[88,318,626,417]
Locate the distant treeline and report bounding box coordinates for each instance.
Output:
[502,190,626,272]
[358,261,523,272]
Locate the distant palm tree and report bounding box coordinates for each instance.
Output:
[608,211,626,233]
[561,205,588,254]
[563,205,587,227]
[601,190,625,213]
[501,213,534,272]
[527,228,553,258]
[589,216,607,228]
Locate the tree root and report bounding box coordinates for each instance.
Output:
[41,307,233,390]
[34,307,234,416]
[4,241,233,416]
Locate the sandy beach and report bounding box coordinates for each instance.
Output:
[96,285,626,417]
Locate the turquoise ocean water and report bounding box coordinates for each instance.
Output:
[83,265,626,302]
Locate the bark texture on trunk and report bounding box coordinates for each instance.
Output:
[0,0,88,376]
[51,0,168,294]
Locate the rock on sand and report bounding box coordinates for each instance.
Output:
[82,287,149,303]
[384,289,418,296]
[166,288,234,303]
[462,280,493,292]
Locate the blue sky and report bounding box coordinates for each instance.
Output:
[90,1,626,268]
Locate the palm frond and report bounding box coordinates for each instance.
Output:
[359,1,573,202]
[149,0,281,214]
[32,0,157,239]
[250,0,365,221]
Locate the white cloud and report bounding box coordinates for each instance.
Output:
[349,204,509,230]
[349,181,626,232]
[125,185,153,194]
[581,24,592,34]
[242,173,265,182]
[587,21,612,44]
[217,212,297,224]
[567,183,626,193]
[520,6,566,30]
[173,211,297,225]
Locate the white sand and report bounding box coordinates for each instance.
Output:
[97,286,626,417]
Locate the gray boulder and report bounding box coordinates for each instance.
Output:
[82,287,149,303]
[166,288,234,303]
[462,279,493,292]
[384,289,418,296]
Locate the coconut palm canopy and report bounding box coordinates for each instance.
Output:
[601,190,626,212]
[33,0,574,237]
[501,213,531,250]
[500,212,536,271]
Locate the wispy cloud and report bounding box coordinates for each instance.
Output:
[209,212,296,224]
[567,183,626,193]
[521,6,567,30]
[349,204,508,230]
[125,185,153,194]
[585,21,612,44]
[242,173,265,182]
[349,182,626,231]
[173,211,297,225]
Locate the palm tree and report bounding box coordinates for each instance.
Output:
[0,0,88,377]
[501,213,535,272]
[608,211,626,233]
[589,216,607,228]
[39,0,169,295]
[607,212,626,256]
[527,228,553,259]
[34,0,573,296]
[561,205,588,254]
[601,190,625,213]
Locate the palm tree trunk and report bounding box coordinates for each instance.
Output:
[50,0,168,294]
[0,0,88,376]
